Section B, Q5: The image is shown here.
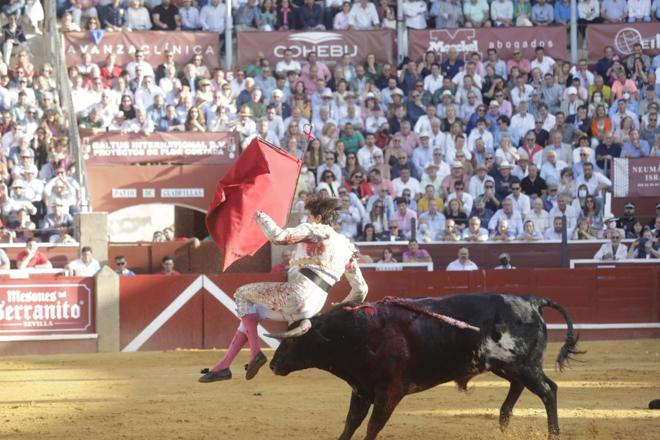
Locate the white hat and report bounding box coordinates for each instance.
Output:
[499,161,514,169]
[451,161,464,168]
[419,131,430,138]
[391,88,404,97]
[567,86,578,95]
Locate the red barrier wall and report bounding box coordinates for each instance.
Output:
[119,267,660,351]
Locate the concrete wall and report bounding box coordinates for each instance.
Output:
[107,204,174,242]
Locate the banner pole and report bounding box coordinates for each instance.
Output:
[225,0,233,70]
[570,0,578,64]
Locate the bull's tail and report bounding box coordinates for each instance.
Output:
[538,298,585,371]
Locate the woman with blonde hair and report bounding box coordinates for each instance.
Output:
[572,218,598,240]
[590,103,612,144]
[384,136,405,168]
[368,199,389,234]
[319,121,338,151]
[40,111,67,137]
[292,93,311,121]
[185,107,206,132]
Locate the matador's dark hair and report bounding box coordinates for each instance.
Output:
[305,194,341,226]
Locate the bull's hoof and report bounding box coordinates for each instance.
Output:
[244,351,268,380]
[198,367,232,383]
[499,415,510,432]
[548,430,561,440]
[649,399,660,409]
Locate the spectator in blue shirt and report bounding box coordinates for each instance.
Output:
[441,47,464,79]
[99,0,127,31]
[532,0,554,25]
[621,129,651,158]
[554,0,571,24]
[299,0,325,30]
[653,0,660,20]
[602,0,627,22]
[235,0,259,30]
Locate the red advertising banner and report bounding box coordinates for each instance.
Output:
[236,29,396,67]
[86,163,232,213]
[0,279,95,337]
[588,23,660,60]
[408,26,567,62]
[613,157,660,198]
[82,131,238,165]
[62,30,220,67]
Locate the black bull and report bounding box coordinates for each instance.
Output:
[269,293,582,440]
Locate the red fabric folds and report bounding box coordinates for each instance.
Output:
[205,138,302,271]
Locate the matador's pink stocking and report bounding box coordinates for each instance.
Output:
[212,329,247,371]
[241,313,262,358]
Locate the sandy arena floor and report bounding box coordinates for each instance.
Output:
[0,340,659,440]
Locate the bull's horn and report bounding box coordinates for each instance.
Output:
[265,319,311,339]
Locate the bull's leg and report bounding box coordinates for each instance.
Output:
[362,387,404,440]
[518,369,560,440]
[499,380,525,431]
[337,391,371,440]
[492,369,525,431]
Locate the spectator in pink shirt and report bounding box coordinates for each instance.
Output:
[402,239,432,262]
[393,197,417,239]
[611,70,638,100]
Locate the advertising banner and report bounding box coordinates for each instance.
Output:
[236,29,396,67]
[0,279,95,337]
[63,30,220,67]
[82,132,239,165]
[85,163,232,213]
[613,157,660,198]
[587,22,660,60]
[408,26,567,62]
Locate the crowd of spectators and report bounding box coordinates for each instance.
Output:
[277,41,659,249]
[57,1,660,249]
[55,0,660,33]
[52,1,660,263]
[0,4,82,246]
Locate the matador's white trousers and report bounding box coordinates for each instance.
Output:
[234,269,328,327]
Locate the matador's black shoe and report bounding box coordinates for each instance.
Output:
[198,367,232,383]
[244,352,268,380]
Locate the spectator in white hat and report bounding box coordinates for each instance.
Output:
[2,179,37,224]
